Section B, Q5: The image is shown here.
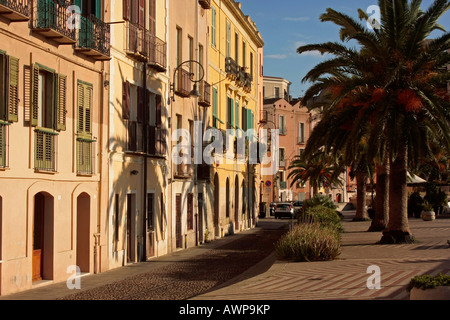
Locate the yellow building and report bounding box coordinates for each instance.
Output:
[208,0,264,237]
[108,0,169,267]
[0,0,110,295]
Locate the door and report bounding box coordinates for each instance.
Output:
[126,194,135,263]
[33,193,45,282]
[198,193,203,244]
[175,194,182,248]
[234,178,239,231]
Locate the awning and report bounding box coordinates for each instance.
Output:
[407,172,427,185]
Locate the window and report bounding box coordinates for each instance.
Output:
[187,193,194,230]
[235,101,239,129]
[250,52,254,79]
[76,81,95,175]
[188,35,194,73]
[148,0,156,35]
[242,41,246,69]
[0,52,19,123]
[226,21,231,58]
[279,148,285,167]
[279,115,286,135]
[235,32,239,65]
[211,6,216,47]
[31,64,66,172]
[114,194,120,244]
[176,27,182,68]
[298,122,305,144]
[274,87,280,98]
[227,97,234,129]
[212,87,218,128]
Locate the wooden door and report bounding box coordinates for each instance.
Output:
[126,194,132,263]
[198,193,203,244]
[235,179,239,231]
[32,194,45,282]
[176,194,182,248]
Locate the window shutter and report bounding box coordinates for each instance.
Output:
[77,82,85,134]
[235,101,239,128]
[122,81,130,120]
[246,108,252,131]
[156,94,162,127]
[7,55,19,123]
[95,0,102,19]
[55,74,67,131]
[84,84,92,134]
[31,64,39,127]
[149,0,156,36]
[138,0,145,27]
[212,88,217,118]
[123,0,131,20]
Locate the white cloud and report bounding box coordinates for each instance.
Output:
[283,16,310,22]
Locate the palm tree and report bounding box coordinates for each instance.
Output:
[298,0,450,243]
[287,150,344,197]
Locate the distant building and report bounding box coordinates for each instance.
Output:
[263,76,292,101]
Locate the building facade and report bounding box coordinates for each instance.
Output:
[108,0,170,268]
[263,76,291,101]
[0,0,110,295]
[208,0,264,237]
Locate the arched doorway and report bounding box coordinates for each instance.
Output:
[213,174,219,231]
[33,192,54,282]
[234,176,239,231]
[77,193,90,273]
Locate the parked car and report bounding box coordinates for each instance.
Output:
[269,202,277,216]
[275,202,295,219]
[292,201,303,214]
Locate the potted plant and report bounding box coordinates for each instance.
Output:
[407,274,450,300]
[421,201,436,221]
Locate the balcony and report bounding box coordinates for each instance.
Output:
[225,57,239,80]
[147,126,167,157]
[34,128,58,172]
[280,181,287,190]
[198,80,211,107]
[147,33,167,72]
[243,72,252,92]
[175,68,192,98]
[125,22,147,62]
[260,110,268,123]
[198,0,211,9]
[236,67,246,86]
[76,14,111,60]
[174,162,194,179]
[0,121,9,169]
[31,0,75,44]
[0,0,30,21]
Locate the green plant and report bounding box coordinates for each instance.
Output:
[407,274,450,293]
[275,223,341,262]
[423,201,434,212]
[300,205,343,232]
[303,194,337,210]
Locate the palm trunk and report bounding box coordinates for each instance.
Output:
[368,160,390,232]
[353,171,369,221]
[380,143,414,243]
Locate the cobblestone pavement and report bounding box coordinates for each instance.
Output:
[1,219,288,300]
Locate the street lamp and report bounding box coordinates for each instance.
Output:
[169,60,205,103]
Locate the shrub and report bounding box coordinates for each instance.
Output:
[303,194,337,210]
[407,274,450,292]
[275,223,341,262]
[299,205,343,233]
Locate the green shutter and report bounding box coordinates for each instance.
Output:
[77,81,93,137]
[246,108,252,131]
[95,0,102,19]
[7,56,19,123]
[31,64,39,127]
[212,87,217,118]
[211,7,216,47]
[235,101,239,128]
[55,74,67,131]
[231,98,234,127]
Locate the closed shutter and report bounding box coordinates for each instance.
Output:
[138,0,145,27]
[55,74,67,131]
[123,0,131,20]
[31,64,40,127]
[149,0,156,36]
[122,81,130,120]
[156,94,162,127]
[6,56,19,123]
[77,81,93,137]
[235,101,239,128]
[137,86,144,123]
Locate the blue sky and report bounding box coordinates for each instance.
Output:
[239,0,450,99]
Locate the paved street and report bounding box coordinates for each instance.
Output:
[1,211,449,301]
[194,211,450,300]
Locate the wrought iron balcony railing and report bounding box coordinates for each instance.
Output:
[126,120,143,153]
[34,128,58,172]
[32,0,75,44]
[198,80,211,107]
[243,72,252,92]
[125,22,147,61]
[147,126,167,157]
[225,57,239,80]
[76,14,111,60]
[0,0,30,21]
[147,33,167,72]
[175,68,192,98]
